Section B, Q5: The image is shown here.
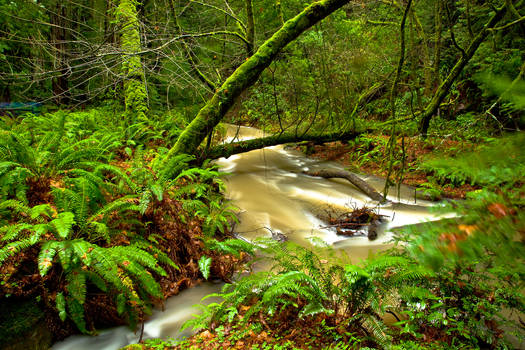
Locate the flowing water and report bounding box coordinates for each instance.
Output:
[53,125,441,350]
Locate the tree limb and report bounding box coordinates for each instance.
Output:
[204,130,364,160]
[303,169,386,203]
[165,0,354,160]
[419,5,508,137]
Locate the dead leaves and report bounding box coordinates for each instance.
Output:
[487,203,515,218]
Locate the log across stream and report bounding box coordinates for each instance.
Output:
[53,125,444,350]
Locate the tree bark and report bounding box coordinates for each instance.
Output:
[164,0,352,161]
[303,169,386,203]
[50,1,70,105]
[245,0,255,56]
[117,0,149,122]
[418,5,507,137]
[204,130,363,160]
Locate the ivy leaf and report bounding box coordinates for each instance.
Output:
[198,255,212,280]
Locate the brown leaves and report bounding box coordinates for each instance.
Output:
[457,224,477,236]
[487,203,514,218]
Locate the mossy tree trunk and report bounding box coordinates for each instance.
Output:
[418,5,507,137]
[117,0,148,122]
[204,129,364,160]
[165,0,352,160]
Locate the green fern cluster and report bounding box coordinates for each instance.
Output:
[393,133,525,348]
[0,190,175,332]
[184,240,429,347]
[0,109,241,335]
[421,133,525,187]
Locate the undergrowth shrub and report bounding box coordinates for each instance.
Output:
[0,109,244,336]
[183,239,431,348]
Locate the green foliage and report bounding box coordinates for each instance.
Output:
[422,133,525,187]
[393,131,525,348]
[0,194,171,331]
[0,109,240,334]
[183,240,427,347]
[198,255,212,280]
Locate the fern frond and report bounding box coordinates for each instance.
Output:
[0,200,31,215]
[67,297,87,333]
[1,223,33,241]
[30,204,55,220]
[205,238,256,258]
[0,239,35,264]
[157,153,194,181]
[89,221,111,243]
[360,313,392,347]
[66,269,87,304]
[51,212,76,239]
[88,196,140,222]
[56,292,67,322]
[38,241,59,276]
[94,164,137,192]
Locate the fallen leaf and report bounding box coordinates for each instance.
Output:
[488,203,509,218]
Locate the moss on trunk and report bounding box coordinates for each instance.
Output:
[164,0,352,161]
[117,0,148,122]
[204,130,363,160]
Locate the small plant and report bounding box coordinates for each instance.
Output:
[183,239,430,348]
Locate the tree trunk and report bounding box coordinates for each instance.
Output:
[303,169,386,203]
[419,5,507,137]
[245,0,255,56]
[164,0,352,161]
[117,0,149,122]
[50,1,70,105]
[204,129,363,160]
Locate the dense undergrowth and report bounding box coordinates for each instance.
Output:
[0,108,253,341]
[123,133,524,350]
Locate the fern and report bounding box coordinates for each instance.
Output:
[0,239,34,264]
[35,239,169,331]
[198,255,212,280]
[422,133,525,187]
[205,238,256,258]
[51,212,76,239]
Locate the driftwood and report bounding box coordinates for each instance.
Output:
[303,169,386,203]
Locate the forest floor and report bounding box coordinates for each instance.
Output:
[299,134,481,199]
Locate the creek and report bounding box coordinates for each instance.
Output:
[53,125,442,350]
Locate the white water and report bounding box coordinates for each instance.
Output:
[53,125,441,349]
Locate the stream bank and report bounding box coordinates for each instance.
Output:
[52,125,443,350]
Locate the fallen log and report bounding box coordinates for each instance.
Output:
[204,130,366,160]
[303,169,386,203]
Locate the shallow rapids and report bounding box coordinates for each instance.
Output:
[53,125,441,350]
[216,125,441,260]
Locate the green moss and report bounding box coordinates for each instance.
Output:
[165,0,351,161]
[116,0,148,122]
[119,345,145,350]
